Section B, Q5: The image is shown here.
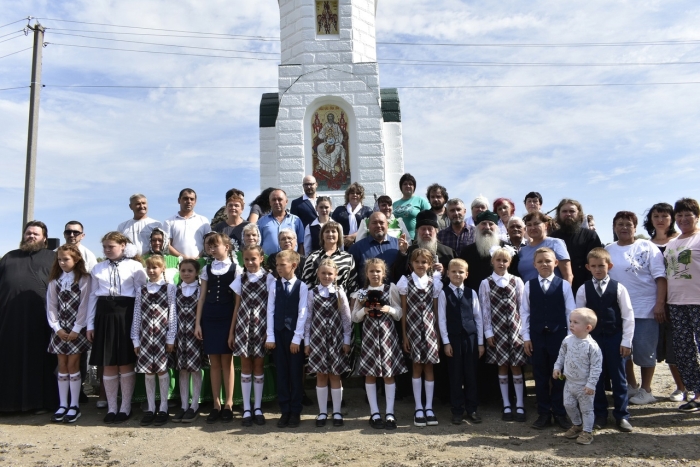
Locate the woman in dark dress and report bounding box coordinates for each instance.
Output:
[331,182,373,249]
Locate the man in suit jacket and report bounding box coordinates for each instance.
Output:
[290,175,319,228]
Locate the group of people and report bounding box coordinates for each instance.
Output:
[1,174,699,445]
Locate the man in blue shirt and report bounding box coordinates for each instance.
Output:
[258,189,305,256]
[349,212,399,286]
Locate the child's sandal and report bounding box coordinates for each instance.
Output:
[514,407,526,423]
[242,409,253,427]
[332,412,344,427]
[254,408,266,426]
[502,406,514,422]
[369,412,384,429]
[51,406,68,423]
[315,413,328,427]
[384,413,397,430]
[414,409,427,427]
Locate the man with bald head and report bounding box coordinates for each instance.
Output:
[349,211,400,286]
[290,175,319,228]
[258,188,306,256]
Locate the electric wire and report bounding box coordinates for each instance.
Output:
[0,47,32,59]
[47,42,280,61]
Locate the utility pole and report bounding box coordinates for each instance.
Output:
[22,22,45,229]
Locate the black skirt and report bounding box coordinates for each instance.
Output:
[89,296,137,366]
[201,301,234,355]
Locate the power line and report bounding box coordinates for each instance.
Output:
[0,18,29,30]
[378,39,700,48]
[0,47,32,60]
[46,27,278,41]
[0,86,29,91]
[380,58,700,67]
[45,84,276,89]
[0,29,25,39]
[0,33,26,44]
[46,31,279,55]
[48,42,280,61]
[35,17,279,40]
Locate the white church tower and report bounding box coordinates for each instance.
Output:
[259,0,405,205]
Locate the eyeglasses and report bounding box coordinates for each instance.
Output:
[64,230,83,236]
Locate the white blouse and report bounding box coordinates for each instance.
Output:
[229,269,267,295]
[351,283,402,322]
[200,258,243,281]
[397,272,443,298]
[130,280,178,348]
[46,273,90,333]
[179,281,199,298]
[304,285,353,345]
[87,259,148,331]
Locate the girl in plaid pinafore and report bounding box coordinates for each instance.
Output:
[478,246,527,422]
[46,245,92,424]
[304,258,352,427]
[399,248,443,428]
[228,245,272,427]
[351,258,406,430]
[130,255,177,426]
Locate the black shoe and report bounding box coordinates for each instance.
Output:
[466,412,482,424]
[103,412,117,424]
[369,413,384,429]
[451,414,463,425]
[301,393,314,407]
[316,413,328,427]
[182,408,199,423]
[414,409,427,427]
[502,406,513,422]
[220,407,234,423]
[242,410,253,427]
[114,411,131,424]
[593,415,608,430]
[288,413,301,428]
[679,400,700,412]
[51,406,68,423]
[554,414,572,430]
[173,408,186,423]
[277,412,290,428]
[384,414,397,430]
[514,407,526,423]
[531,413,552,429]
[206,408,221,424]
[140,411,155,426]
[253,408,266,426]
[64,407,81,423]
[425,409,438,426]
[616,418,633,432]
[154,411,169,426]
[332,412,344,427]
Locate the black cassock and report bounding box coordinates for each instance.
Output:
[0,248,58,411]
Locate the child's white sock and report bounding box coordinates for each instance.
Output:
[158,373,170,412]
[412,378,423,410]
[513,374,525,408]
[424,380,435,411]
[253,374,264,411]
[385,383,396,416]
[365,383,380,419]
[118,372,135,414]
[499,375,511,412]
[103,374,119,414]
[57,373,69,409]
[179,371,190,410]
[316,386,328,417]
[145,374,156,413]
[190,370,202,412]
[69,372,81,408]
[331,388,342,418]
[241,373,252,413]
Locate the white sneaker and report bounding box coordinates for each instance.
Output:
[627,383,640,398]
[669,390,685,402]
[629,388,657,405]
[688,391,696,401]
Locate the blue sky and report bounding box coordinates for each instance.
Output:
[1,0,699,256]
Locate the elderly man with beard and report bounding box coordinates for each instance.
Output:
[391,210,454,283]
[437,198,475,257]
[459,211,515,292]
[0,221,58,412]
[550,199,602,293]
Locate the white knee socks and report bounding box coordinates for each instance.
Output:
[513,374,525,408]
[190,370,202,412]
[69,372,81,408]
[57,373,69,409]
[241,373,252,412]
[412,378,423,410]
[145,374,157,413]
[316,385,329,416]
[331,388,342,418]
[158,373,169,412]
[119,372,135,414]
[103,374,119,414]
[499,375,511,412]
[424,380,435,411]
[179,371,190,410]
[385,383,396,416]
[253,374,264,410]
[366,383,380,418]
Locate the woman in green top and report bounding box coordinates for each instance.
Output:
[392,173,430,240]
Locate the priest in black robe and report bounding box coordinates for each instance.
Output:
[0,221,57,412]
[459,211,514,292]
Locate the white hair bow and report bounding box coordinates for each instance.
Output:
[489,245,516,258]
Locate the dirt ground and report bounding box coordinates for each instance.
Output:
[0,364,698,467]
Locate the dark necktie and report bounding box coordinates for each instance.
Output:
[284,281,291,296]
[456,287,463,299]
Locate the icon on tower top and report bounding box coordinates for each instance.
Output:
[316,1,339,35]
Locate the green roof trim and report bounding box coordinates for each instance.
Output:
[380,88,401,122]
[259,92,279,128]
